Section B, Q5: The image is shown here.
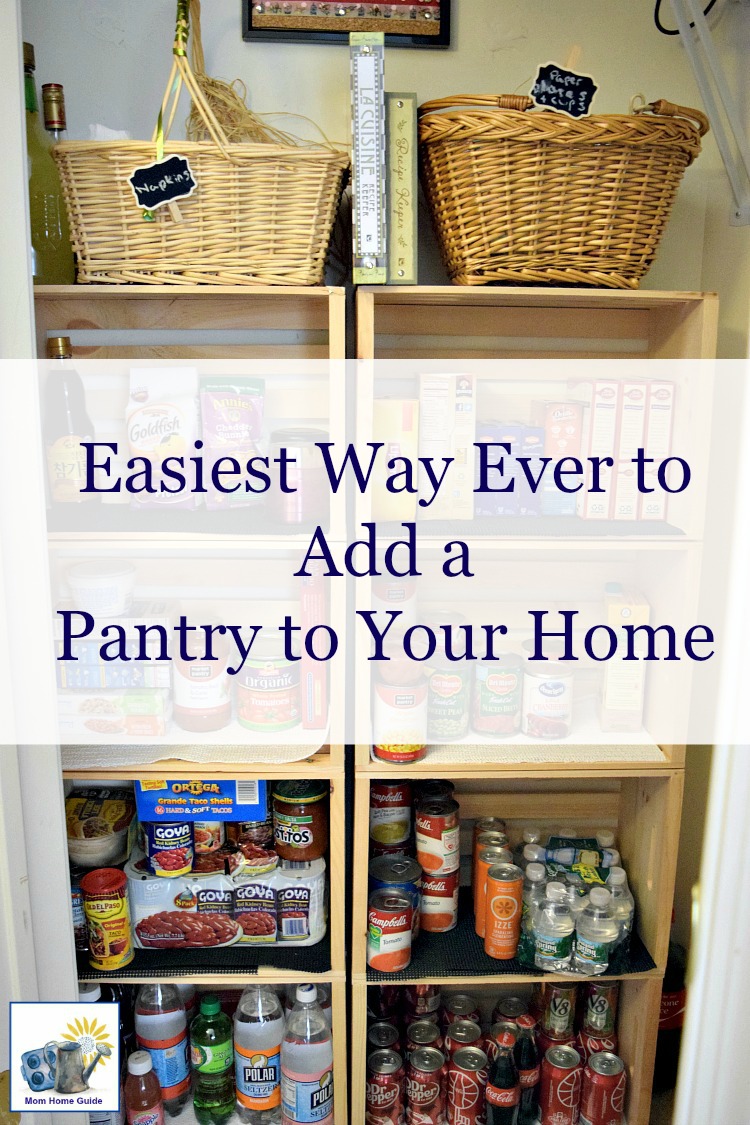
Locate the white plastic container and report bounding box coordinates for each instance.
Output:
[67,560,136,616]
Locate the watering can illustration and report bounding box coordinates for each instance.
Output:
[43,1040,111,1093]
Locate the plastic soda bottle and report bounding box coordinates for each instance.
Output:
[124,1051,165,1125]
[235,984,285,1124]
[280,985,334,1125]
[134,985,190,1117]
[190,994,235,1125]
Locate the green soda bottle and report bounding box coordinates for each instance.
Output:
[190,994,235,1125]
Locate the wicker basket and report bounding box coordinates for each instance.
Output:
[418,94,709,288]
[53,5,348,286]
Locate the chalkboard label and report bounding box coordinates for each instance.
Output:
[128,154,197,212]
[531,63,598,118]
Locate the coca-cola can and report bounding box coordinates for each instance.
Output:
[406,1019,444,1061]
[485,1021,519,1063]
[406,1046,447,1125]
[537,1026,576,1062]
[367,1048,406,1124]
[441,993,481,1028]
[579,1051,626,1125]
[491,995,528,1026]
[448,1046,488,1125]
[368,1020,402,1054]
[539,982,577,1039]
[539,1044,583,1125]
[405,985,441,1016]
[582,981,620,1037]
[444,1019,483,1058]
[575,1030,619,1066]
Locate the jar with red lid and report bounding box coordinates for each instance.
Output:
[273,781,329,861]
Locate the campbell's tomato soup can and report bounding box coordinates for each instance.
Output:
[540,1044,583,1125]
[416,798,460,876]
[406,1020,444,1060]
[582,980,620,1036]
[474,846,513,939]
[143,821,194,877]
[370,840,413,860]
[405,985,441,1016]
[539,982,578,1040]
[580,1051,626,1125]
[368,1021,402,1054]
[194,821,225,854]
[484,863,523,960]
[80,867,134,971]
[576,1030,619,1066]
[420,870,459,933]
[444,1020,483,1058]
[472,656,523,736]
[368,889,413,973]
[448,1046,488,1125]
[366,1048,406,1124]
[370,780,413,849]
[441,994,481,1028]
[405,1047,446,1125]
[369,855,422,937]
[373,678,427,764]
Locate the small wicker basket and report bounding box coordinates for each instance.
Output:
[53,3,349,286]
[418,94,709,288]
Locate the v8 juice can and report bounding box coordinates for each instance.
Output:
[484,863,523,960]
[80,867,134,971]
[368,889,413,973]
[416,798,460,876]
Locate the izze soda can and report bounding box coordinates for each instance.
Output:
[484,863,523,959]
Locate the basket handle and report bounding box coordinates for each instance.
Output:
[151,0,237,161]
[419,94,535,117]
[638,97,710,136]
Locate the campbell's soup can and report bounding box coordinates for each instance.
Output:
[370,780,412,849]
[367,889,412,973]
[143,820,194,877]
[441,994,481,1028]
[472,656,523,736]
[447,1046,488,1125]
[582,980,620,1037]
[405,985,441,1016]
[579,1051,626,1125]
[80,867,134,971]
[368,1021,402,1054]
[539,982,578,1040]
[576,1030,619,1066]
[474,846,513,940]
[373,678,427,764]
[420,870,459,933]
[416,798,460,876]
[405,1047,446,1125]
[406,1020,444,1060]
[539,1044,583,1125]
[484,863,523,960]
[366,1048,406,1124]
[369,854,422,937]
[444,1020,483,1059]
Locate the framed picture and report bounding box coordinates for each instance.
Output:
[242,0,450,48]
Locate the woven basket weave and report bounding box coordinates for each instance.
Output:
[53,5,348,286]
[418,94,709,288]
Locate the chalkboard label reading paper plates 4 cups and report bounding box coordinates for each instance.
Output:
[531,63,598,119]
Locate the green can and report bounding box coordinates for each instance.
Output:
[471,654,523,737]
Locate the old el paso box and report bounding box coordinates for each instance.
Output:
[136,779,267,822]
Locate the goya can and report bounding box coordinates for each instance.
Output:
[484,863,523,960]
[472,655,523,736]
[579,1052,626,1125]
[539,982,578,1040]
[367,889,413,973]
[368,1022,402,1054]
[237,636,300,732]
[370,780,412,848]
[80,867,134,970]
[582,980,619,1037]
[406,1021,444,1060]
[442,994,481,1028]
[448,1046,488,1125]
[415,798,460,876]
[369,855,422,937]
[420,871,459,933]
[539,1045,583,1125]
[474,846,513,940]
[405,1047,446,1125]
[144,821,194,877]
[444,1020,483,1058]
[366,1048,406,1124]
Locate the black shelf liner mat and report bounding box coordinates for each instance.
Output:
[367,889,656,982]
[77,931,330,980]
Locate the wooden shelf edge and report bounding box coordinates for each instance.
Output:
[35,284,345,298]
[357,285,718,305]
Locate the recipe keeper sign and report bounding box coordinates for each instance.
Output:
[135,778,266,820]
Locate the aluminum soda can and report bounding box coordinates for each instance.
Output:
[492,995,528,1026]
[444,1019,483,1058]
[368,1020,402,1054]
[575,1030,619,1066]
[579,1051,626,1125]
[536,1027,576,1062]
[405,985,441,1016]
[539,1044,583,1125]
[582,980,620,1036]
[406,1020,444,1061]
[441,993,481,1028]
[474,846,513,939]
[447,1046,488,1125]
[366,1048,406,1124]
[406,1046,447,1125]
[483,863,524,959]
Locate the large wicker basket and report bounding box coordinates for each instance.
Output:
[418,94,709,288]
[53,5,348,286]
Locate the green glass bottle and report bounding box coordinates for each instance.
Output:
[190,994,235,1125]
[23,42,74,284]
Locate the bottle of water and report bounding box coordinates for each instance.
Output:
[574,886,620,974]
[512,826,543,866]
[134,984,190,1118]
[235,984,285,1125]
[533,881,575,971]
[520,843,546,871]
[596,829,616,849]
[281,985,334,1125]
[516,861,547,967]
[284,983,331,1027]
[607,866,636,951]
[563,872,589,920]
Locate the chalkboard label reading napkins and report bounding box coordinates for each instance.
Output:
[128,155,197,212]
[531,63,598,118]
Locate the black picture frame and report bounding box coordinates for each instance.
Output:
[242,0,450,48]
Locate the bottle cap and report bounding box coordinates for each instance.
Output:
[607,867,627,885]
[522,827,541,844]
[526,862,546,882]
[23,42,35,70]
[590,886,611,907]
[46,336,72,359]
[200,994,221,1015]
[296,984,316,1004]
[42,83,66,131]
[523,844,545,862]
[127,1051,153,1076]
[596,830,615,848]
[546,881,566,901]
[78,983,101,1003]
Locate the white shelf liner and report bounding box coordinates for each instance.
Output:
[374,742,666,765]
[61,739,325,770]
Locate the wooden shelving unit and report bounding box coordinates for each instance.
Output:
[349,286,718,1125]
[37,286,348,1123]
